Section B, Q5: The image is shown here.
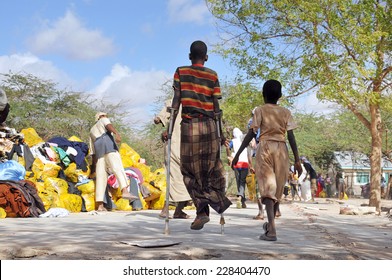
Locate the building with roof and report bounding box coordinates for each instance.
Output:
[331,151,392,197]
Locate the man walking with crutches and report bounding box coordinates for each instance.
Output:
[165,40,232,230]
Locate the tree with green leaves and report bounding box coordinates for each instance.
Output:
[2,72,134,144]
[220,82,263,134]
[207,0,392,211]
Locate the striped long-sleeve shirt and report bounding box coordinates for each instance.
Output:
[173,64,221,119]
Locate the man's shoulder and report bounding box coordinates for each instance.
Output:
[202,65,217,72]
[177,65,217,75]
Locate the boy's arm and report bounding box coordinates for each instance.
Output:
[247,147,255,173]
[231,129,254,168]
[288,130,302,177]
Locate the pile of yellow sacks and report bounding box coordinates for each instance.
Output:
[19,127,167,213]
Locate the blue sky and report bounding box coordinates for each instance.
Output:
[0,0,330,128]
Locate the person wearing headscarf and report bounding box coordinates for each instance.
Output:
[227,128,254,208]
[300,156,318,202]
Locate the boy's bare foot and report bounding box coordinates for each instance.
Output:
[259,233,277,241]
[253,214,264,220]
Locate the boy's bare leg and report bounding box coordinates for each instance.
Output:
[259,198,277,241]
[253,198,264,220]
[275,202,281,217]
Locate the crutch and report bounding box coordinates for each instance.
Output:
[215,110,225,235]
[164,106,177,235]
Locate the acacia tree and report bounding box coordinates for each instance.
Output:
[220,82,264,133]
[2,73,133,143]
[207,0,392,211]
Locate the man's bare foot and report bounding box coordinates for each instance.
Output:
[96,202,107,212]
[121,189,138,201]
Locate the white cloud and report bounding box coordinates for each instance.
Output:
[92,64,171,126]
[27,10,115,60]
[293,93,338,115]
[0,53,73,87]
[167,0,210,24]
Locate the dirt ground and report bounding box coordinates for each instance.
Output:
[0,197,391,260]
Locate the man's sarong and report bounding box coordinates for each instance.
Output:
[180,117,231,215]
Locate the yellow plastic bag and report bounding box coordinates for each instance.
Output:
[36,181,63,210]
[115,198,133,211]
[119,143,140,168]
[44,177,68,195]
[137,163,154,183]
[149,186,166,210]
[77,180,95,194]
[154,168,165,175]
[36,181,52,211]
[17,155,25,169]
[20,128,44,147]
[60,193,82,212]
[141,182,162,202]
[64,162,91,183]
[0,207,6,218]
[140,196,149,210]
[32,158,61,181]
[81,193,95,212]
[42,163,61,180]
[31,158,44,180]
[246,173,256,201]
[68,135,83,142]
[25,171,34,181]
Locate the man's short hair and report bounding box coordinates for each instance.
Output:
[262,79,282,102]
[190,40,207,60]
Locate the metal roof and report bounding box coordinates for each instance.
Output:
[333,151,392,171]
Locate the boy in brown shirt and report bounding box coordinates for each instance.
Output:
[232,80,302,241]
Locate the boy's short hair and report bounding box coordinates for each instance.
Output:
[262,79,282,102]
[190,40,207,60]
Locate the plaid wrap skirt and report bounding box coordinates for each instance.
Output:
[180,117,231,215]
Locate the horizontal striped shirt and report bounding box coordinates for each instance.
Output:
[173,64,221,119]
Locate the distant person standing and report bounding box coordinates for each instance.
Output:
[289,169,301,201]
[336,172,346,199]
[0,88,10,127]
[300,156,318,202]
[154,101,192,219]
[386,174,392,200]
[226,127,254,209]
[325,175,332,198]
[167,40,232,230]
[247,108,264,219]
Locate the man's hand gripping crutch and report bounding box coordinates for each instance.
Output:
[164,106,178,235]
